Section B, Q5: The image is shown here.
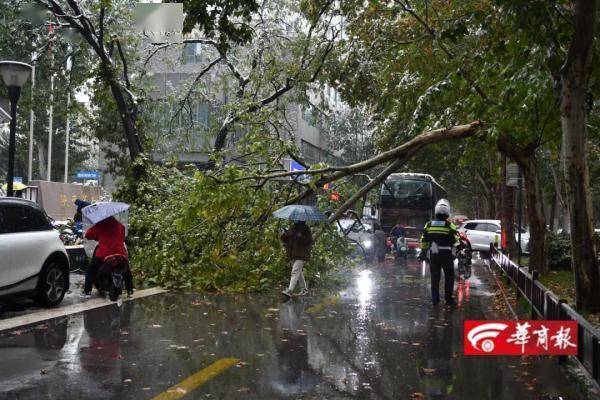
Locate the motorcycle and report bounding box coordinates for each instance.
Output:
[95,254,129,302]
[456,232,472,280]
[394,236,409,263]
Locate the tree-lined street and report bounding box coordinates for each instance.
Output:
[1,1,600,398]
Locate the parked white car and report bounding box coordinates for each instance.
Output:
[0,198,70,306]
[458,219,530,254]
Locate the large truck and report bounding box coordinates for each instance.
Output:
[378,173,446,250]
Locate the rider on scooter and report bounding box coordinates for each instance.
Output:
[390,222,406,252]
[83,216,133,297]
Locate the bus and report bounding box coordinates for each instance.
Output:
[378,173,447,248]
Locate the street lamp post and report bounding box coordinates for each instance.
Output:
[27,54,36,182]
[0,61,32,197]
[62,27,81,183]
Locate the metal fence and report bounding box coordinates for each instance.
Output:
[490,245,600,385]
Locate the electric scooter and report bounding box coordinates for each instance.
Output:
[395,236,409,264]
[95,254,129,302]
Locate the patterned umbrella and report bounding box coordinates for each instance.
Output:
[273,205,327,223]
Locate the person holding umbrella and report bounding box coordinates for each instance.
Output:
[274,205,326,300]
[81,202,133,297]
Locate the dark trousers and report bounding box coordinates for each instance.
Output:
[430,253,455,304]
[84,256,133,294]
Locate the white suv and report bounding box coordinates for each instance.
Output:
[459,219,530,254]
[0,198,70,306]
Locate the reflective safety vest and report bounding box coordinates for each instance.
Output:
[420,219,459,251]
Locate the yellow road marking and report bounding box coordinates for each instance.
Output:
[151,358,238,400]
[306,294,340,314]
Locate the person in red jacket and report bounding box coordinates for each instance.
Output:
[83,216,133,297]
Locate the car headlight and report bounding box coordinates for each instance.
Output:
[362,239,373,249]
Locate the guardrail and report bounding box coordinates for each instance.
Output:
[490,245,600,385]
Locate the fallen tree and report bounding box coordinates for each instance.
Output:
[219,120,483,232]
[120,120,481,292]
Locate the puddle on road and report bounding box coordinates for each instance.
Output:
[0,260,586,400]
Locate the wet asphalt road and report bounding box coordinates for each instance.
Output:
[0,259,585,400]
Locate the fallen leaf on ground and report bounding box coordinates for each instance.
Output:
[40,369,48,375]
[411,393,425,400]
[421,368,436,374]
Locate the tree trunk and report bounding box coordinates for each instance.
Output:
[475,171,495,217]
[550,163,569,233]
[498,139,547,273]
[37,141,46,181]
[560,0,600,311]
[500,155,517,257]
[522,157,548,274]
[549,191,557,232]
[107,78,143,161]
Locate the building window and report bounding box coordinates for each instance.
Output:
[301,139,321,165]
[193,102,210,127]
[182,43,201,64]
[302,105,315,126]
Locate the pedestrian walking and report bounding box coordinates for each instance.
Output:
[419,199,460,306]
[280,221,313,299]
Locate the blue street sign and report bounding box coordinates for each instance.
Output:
[76,170,100,180]
[289,160,309,182]
[290,160,305,172]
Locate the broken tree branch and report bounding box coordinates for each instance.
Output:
[226,120,483,184]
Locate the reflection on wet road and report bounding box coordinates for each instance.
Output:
[0,259,584,399]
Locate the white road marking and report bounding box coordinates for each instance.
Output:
[0,287,166,332]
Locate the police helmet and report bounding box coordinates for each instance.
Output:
[434,199,451,218]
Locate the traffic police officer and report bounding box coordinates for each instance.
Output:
[419,199,459,306]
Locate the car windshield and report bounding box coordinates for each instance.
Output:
[380,179,432,208]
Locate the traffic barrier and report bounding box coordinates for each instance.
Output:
[490,244,600,384]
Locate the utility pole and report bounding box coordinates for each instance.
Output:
[64,47,72,183]
[47,69,53,181]
[27,53,36,182]
[46,23,55,182]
